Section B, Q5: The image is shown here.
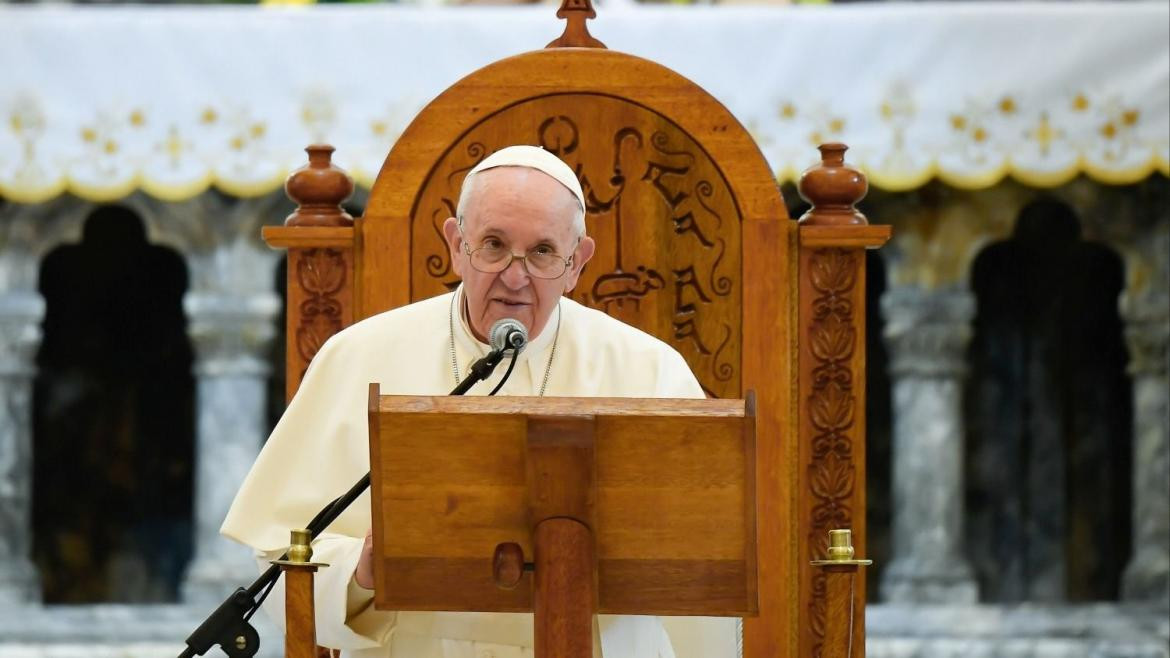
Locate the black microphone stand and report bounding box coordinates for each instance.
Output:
[178,347,515,658]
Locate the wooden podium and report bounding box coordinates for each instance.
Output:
[365,388,758,656]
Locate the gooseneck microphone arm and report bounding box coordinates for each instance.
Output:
[178,337,523,658]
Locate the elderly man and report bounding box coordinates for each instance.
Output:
[222,146,736,658]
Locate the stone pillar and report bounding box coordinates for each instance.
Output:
[1120,292,1170,604]
[181,291,280,604]
[879,288,978,603]
[0,291,44,604]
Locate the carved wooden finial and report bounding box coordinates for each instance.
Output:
[547,0,606,49]
[797,143,869,226]
[284,144,355,227]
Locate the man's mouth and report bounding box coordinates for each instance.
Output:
[492,298,531,307]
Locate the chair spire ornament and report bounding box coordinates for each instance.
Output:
[547,0,606,49]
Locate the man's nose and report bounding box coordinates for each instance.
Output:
[498,254,531,288]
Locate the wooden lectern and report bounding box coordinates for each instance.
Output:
[365,391,758,657]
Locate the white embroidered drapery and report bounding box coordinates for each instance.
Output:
[1,2,1167,203]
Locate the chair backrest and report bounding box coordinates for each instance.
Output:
[270,9,885,658]
[360,46,779,402]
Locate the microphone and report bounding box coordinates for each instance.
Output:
[489,318,528,353]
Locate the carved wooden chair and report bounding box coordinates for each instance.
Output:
[266,4,889,657]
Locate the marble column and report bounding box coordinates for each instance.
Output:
[879,288,978,603]
[181,291,280,604]
[1120,292,1170,604]
[0,291,44,604]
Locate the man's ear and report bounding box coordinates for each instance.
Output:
[562,236,595,293]
[442,217,464,277]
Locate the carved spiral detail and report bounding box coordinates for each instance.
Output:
[445,142,488,186]
[805,248,858,652]
[695,180,721,227]
[426,203,455,278]
[712,324,734,382]
[692,181,732,296]
[650,130,695,163]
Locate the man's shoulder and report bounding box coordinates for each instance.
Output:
[560,296,678,356]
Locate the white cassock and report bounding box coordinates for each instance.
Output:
[222,285,738,658]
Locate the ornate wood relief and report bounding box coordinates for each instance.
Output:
[805,248,858,655]
[410,94,742,398]
[293,248,348,383]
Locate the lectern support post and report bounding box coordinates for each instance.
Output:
[534,518,595,658]
[526,415,597,658]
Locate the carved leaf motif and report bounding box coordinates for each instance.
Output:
[810,314,855,363]
[809,249,856,294]
[810,453,855,503]
[299,249,346,296]
[295,325,322,363]
[810,382,854,433]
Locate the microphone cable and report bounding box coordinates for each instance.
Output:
[487,348,521,396]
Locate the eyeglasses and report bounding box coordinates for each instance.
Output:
[460,235,574,280]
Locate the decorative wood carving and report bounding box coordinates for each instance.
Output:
[283,245,355,401]
[795,144,884,658]
[409,96,742,399]
[295,248,347,372]
[269,144,358,404]
[805,247,858,656]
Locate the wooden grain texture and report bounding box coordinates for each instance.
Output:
[740,214,797,658]
[820,565,860,658]
[379,395,744,417]
[526,415,596,528]
[799,225,891,249]
[534,518,595,658]
[262,226,355,249]
[797,234,869,658]
[282,566,319,658]
[368,397,756,616]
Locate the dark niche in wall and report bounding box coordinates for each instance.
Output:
[32,204,196,603]
[966,198,1132,603]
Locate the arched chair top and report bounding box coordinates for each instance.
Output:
[366,47,786,227]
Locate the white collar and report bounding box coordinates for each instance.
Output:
[450,283,561,394]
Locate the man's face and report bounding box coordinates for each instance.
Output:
[443,167,595,342]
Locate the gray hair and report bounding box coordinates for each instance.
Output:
[456,167,587,238]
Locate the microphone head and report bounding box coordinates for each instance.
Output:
[489,318,528,352]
